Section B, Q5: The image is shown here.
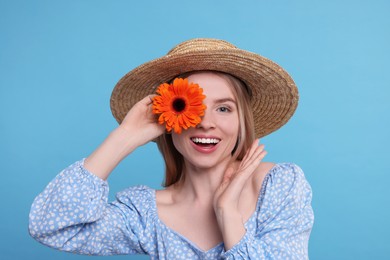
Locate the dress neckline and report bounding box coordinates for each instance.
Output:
[151,163,279,254]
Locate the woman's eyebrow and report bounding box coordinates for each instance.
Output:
[213,97,237,104]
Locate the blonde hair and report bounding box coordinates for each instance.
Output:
[156,71,255,187]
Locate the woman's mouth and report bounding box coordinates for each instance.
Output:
[190,137,221,151]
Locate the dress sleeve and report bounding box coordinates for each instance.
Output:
[221,163,314,260]
[28,160,156,256]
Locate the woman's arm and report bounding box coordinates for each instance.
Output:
[29,96,164,255]
[217,162,314,259]
[29,161,156,255]
[85,95,164,180]
[213,139,267,250]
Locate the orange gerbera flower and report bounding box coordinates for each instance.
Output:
[152,78,207,134]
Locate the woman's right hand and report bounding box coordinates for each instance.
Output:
[85,95,164,180]
[119,95,165,147]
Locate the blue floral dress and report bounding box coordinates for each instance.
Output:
[29,160,314,259]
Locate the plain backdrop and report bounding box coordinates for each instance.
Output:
[1,0,389,259]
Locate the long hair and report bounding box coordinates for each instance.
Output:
[156,71,255,187]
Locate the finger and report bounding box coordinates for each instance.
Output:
[228,141,267,186]
[137,95,155,106]
[255,149,267,163]
[222,167,235,184]
[216,167,235,198]
[147,94,158,103]
[236,148,267,182]
[245,144,265,165]
[241,138,260,163]
[249,145,266,164]
[243,148,266,171]
[241,140,264,168]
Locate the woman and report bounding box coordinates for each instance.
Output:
[29,38,314,259]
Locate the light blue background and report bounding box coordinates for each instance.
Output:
[1,0,389,259]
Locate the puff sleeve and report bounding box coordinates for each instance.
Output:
[28,160,156,256]
[221,163,314,260]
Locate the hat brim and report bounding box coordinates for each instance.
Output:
[110,48,298,138]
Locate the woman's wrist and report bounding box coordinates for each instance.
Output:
[84,127,140,180]
[115,124,144,151]
[216,208,246,251]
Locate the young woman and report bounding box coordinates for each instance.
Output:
[29,39,314,259]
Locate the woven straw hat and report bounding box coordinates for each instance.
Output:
[110,38,299,138]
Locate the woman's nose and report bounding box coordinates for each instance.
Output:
[196,108,215,130]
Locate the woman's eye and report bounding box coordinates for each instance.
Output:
[218,106,230,112]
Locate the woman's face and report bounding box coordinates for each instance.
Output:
[172,72,240,170]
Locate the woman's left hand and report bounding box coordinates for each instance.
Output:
[213,139,267,249]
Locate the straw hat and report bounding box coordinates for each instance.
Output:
[110,38,299,138]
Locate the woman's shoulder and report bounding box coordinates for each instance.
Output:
[251,162,309,200]
[251,162,276,192]
[254,162,312,212]
[253,162,305,182]
[266,162,307,184]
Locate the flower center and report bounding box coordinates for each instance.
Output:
[172,98,186,112]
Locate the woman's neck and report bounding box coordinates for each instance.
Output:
[172,157,237,207]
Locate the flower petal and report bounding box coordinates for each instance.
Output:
[152,78,206,133]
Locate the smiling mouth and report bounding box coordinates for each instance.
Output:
[191,137,221,147]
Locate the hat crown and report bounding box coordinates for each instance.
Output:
[167,38,238,56]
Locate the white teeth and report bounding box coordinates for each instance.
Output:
[191,138,220,144]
